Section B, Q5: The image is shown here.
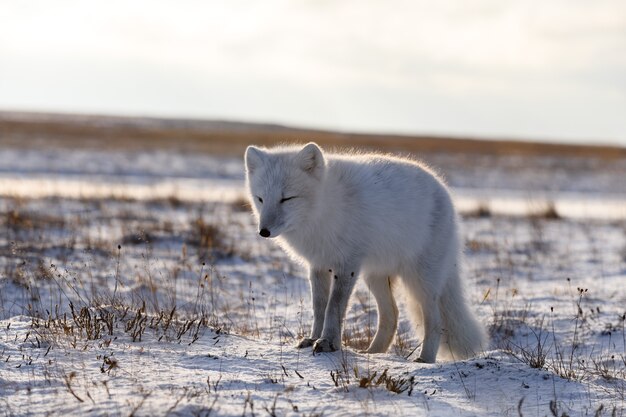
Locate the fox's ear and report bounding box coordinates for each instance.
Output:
[297,142,325,177]
[245,146,266,174]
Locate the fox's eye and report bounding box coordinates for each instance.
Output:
[257,196,263,203]
[280,196,297,203]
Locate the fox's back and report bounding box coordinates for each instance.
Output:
[289,153,456,269]
[326,153,449,224]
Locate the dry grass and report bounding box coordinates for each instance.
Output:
[353,367,416,395]
[229,195,252,213]
[188,217,235,260]
[529,202,561,220]
[2,111,626,158]
[4,207,67,231]
[462,202,492,219]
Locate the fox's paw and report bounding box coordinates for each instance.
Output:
[296,338,316,348]
[312,338,338,353]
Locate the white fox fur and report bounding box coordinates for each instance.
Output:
[244,142,486,362]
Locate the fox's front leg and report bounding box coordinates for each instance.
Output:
[313,265,360,353]
[297,267,331,348]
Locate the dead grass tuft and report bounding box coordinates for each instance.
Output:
[353,367,417,395]
[529,202,561,220]
[462,202,492,218]
[122,230,154,245]
[188,217,234,259]
[229,195,252,213]
[4,208,67,231]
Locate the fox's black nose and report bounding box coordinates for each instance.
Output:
[259,228,271,238]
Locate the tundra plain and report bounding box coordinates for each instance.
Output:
[1,114,626,416]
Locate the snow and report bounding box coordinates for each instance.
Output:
[0,145,625,416]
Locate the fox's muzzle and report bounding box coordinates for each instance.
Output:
[258,207,282,238]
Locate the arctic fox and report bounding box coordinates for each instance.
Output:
[245,142,486,362]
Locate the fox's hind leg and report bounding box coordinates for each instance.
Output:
[363,275,398,353]
[297,267,331,348]
[401,266,444,363]
[416,295,442,363]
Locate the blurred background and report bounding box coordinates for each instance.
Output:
[1,0,625,145]
[1,0,626,217]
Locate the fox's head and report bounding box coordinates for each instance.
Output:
[244,142,325,238]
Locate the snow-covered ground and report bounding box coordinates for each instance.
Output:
[1,146,625,416]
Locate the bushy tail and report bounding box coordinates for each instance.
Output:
[438,273,487,360]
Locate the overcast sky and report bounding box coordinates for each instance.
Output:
[1,0,625,145]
